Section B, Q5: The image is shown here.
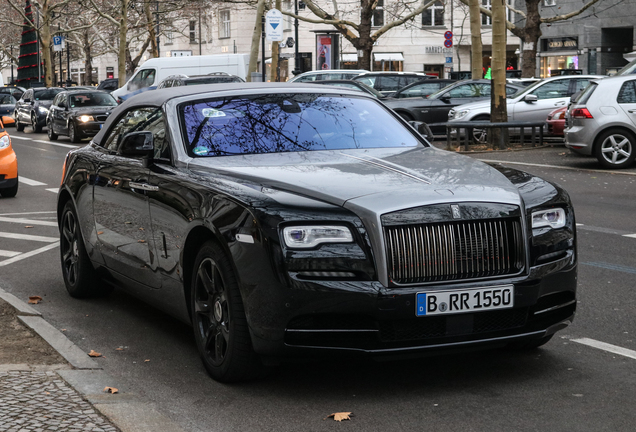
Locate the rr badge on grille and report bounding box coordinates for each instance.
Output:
[451,204,461,219]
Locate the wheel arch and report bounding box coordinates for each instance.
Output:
[592,125,636,153]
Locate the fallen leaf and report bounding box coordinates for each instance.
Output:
[28,296,43,304]
[137,239,146,243]
[104,387,119,394]
[97,231,104,235]
[325,412,353,422]
[88,350,102,357]
[139,227,145,231]
[25,225,33,228]
[125,221,132,224]
[115,348,124,351]
[144,359,150,362]
[61,329,67,332]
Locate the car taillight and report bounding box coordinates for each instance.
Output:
[571,108,593,119]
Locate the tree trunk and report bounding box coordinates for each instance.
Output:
[144,0,158,58]
[469,0,483,79]
[83,32,93,85]
[357,0,373,70]
[248,0,266,81]
[39,5,53,87]
[521,0,541,78]
[118,0,128,87]
[490,0,508,148]
[271,0,281,81]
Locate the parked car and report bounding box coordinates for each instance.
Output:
[507,78,541,88]
[353,72,435,96]
[448,75,601,133]
[58,83,577,382]
[157,72,245,89]
[382,79,522,133]
[0,93,17,126]
[0,119,18,197]
[0,85,26,101]
[388,79,457,99]
[46,90,118,143]
[565,75,636,168]
[287,69,368,83]
[304,79,386,98]
[14,87,64,132]
[97,78,120,92]
[546,106,567,137]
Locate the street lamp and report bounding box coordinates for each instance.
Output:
[293,0,300,75]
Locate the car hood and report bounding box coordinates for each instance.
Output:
[450,97,522,114]
[69,106,115,115]
[187,147,522,212]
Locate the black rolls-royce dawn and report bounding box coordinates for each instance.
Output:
[58,83,577,382]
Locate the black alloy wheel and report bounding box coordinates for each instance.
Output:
[31,113,42,133]
[47,122,58,141]
[69,122,80,143]
[60,201,109,298]
[15,115,24,132]
[191,241,261,382]
[471,116,490,145]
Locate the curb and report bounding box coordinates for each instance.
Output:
[0,286,186,432]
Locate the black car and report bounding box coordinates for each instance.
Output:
[304,79,386,98]
[58,83,577,382]
[388,79,457,99]
[157,72,245,89]
[15,87,64,132]
[353,72,434,95]
[382,79,523,133]
[47,90,118,142]
[97,78,120,92]
[0,85,26,101]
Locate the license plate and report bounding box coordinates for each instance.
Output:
[416,285,514,317]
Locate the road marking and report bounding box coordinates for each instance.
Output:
[480,159,636,177]
[0,216,58,227]
[581,262,636,275]
[10,136,33,141]
[0,250,21,258]
[32,139,79,149]
[0,242,59,267]
[623,234,636,239]
[18,177,47,186]
[46,188,59,193]
[0,211,56,216]
[571,338,636,361]
[0,232,58,243]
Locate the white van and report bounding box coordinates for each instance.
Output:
[112,53,250,100]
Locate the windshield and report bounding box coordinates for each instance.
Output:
[69,92,118,107]
[616,58,636,75]
[0,94,16,104]
[34,89,63,100]
[180,94,421,157]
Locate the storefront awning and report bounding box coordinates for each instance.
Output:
[373,53,404,62]
[341,53,358,62]
[538,51,578,57]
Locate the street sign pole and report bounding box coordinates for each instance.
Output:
[261,15,266,82]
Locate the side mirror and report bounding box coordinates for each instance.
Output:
[408,121,434,141]
[23,98,31,103]
[439,95,451,102]
[119,131,154,160]
[524,94,538,103]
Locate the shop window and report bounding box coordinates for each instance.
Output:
[422,1,444,26]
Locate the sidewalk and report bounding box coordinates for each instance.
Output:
[0,289,185,432]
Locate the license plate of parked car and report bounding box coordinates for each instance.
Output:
[416,285,514,316]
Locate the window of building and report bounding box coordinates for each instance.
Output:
[544,0,556,6]
[166,30,174,44]
[189,20,196,43]
[422,1,444,26]
[220,10,231,39]
[481,0,514,25]
[371,0,384,27]
[283,0,292,31]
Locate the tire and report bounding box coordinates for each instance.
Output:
[60,201,108,298]
[398,112,414,122]
[69,122,80,143]
[191,241,261,382]
[507,334,553,350]
[15,116,24,132]
[0,179,18,198]
[31,113,42,133]
[594,129,636,169]
[471,116,490,145]
[47,122,58,141]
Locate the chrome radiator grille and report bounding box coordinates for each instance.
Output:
[384,219,524,284]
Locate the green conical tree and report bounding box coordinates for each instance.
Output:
[16,0,41,87]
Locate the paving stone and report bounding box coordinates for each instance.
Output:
[0,371,119,432]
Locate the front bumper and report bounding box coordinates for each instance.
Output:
[0,145,18,180]
[75,121,105,138]
[245,253,577,358]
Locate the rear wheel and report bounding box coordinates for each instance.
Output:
[0,179,18,198]
[191,241,261,382]
[47,122,58,140]
[31,113,42,133]
[15,116,24,132]
[594,129,636,169]
[471,115,490,145]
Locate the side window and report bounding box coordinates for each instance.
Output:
[128,69,157,91]
[356,76,376,87]
[400,83,440,98]
[474,83,492,97]
[617,81,636,104]
[447,84,478,98]
[573,79,591,94]
[506,86,519,96]
[23,90,32,101]
[377,76,400,92]
[102,108,162,152]
[531,80,570,100]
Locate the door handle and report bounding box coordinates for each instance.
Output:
[129,182,159,192]
[628,109,636,113]
[555,101,566,106]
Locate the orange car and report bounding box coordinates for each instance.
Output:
[0,119,18,198]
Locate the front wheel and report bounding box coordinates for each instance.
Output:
[31,113,42,133]
[15,116,24,132]
[594,129,636,169]
[69,122,80,143]
[47,122,58,141]
[191,241,261,382]
[471,116,491,145]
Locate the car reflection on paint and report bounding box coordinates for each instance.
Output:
[58,83,578,382]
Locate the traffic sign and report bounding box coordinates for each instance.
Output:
[444,31,453,40]
[53,35,65,52]
[445,57,453,64]
[444,39,453,48]
[265,9,283,42]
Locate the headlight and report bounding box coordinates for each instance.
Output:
[532,208,566,229]
[452,109,470,120]
[0,135,10,149]
[38,106,49,113]
[79,115,94,123]
[283,225,354,249]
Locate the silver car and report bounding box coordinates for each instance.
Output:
[448,75,602,132]
[565,75,636,169]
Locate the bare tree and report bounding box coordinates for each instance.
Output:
[489,0,507,147]
[469,0,482,79]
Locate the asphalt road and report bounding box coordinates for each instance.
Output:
[1,129,636,431]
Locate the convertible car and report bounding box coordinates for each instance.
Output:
[58,84,578,382]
